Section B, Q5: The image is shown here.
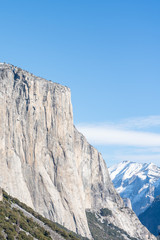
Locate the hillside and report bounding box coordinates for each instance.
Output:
[109,161,160,215]
[86,209,138,240]
[0,189,144,240]
[0,189,87,240]
[0,189,152,240]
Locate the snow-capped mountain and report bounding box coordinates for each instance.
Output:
[109,161,160,215]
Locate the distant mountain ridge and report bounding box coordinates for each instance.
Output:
[109,161,160,215]
[139,195,160,236]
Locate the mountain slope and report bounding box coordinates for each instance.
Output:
[0,189,86,240]
[86,210,138,240]
[0,63,156,240]
[0,189,143,240]
[109,161,160,215]
[139,195,160,236]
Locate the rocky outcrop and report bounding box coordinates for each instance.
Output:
[0,63,156,239]
[123,198,132,209]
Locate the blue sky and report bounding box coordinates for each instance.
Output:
[0,1,160,166]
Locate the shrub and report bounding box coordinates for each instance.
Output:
[100,208,112,217]
[18,231,34,240]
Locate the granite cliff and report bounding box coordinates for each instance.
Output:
[0,63,156,240]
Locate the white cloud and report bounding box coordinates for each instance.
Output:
[120,115,160,129]
[76,116,160,166]
[77,124,160,147]
[129,147,160,153]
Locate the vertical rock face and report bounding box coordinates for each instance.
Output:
[0,63,156,240]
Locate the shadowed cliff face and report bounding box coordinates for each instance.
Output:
[0,63,156,240]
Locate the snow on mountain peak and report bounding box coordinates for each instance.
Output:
[109,161,160,215]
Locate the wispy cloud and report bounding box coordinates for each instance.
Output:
[119,115,160,129]
[76,116,160,147]
[129,147,160,153]
[77,125,160,147]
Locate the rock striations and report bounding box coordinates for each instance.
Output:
[0,63,156,240]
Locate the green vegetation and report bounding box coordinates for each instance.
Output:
[0,194,51,240]
[100,208,112,217]
[86,211,137,240]
[1,190,88,240]
[0,190,140,240]
[2,190,140,240]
